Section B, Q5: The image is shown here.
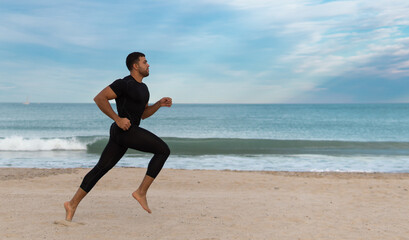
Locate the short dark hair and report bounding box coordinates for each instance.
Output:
[126,52,145,71]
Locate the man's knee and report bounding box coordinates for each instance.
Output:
[162,143,170,157]
[155,143,170,160]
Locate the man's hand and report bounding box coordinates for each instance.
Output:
[116,117,131,131]
[159,97,172,107]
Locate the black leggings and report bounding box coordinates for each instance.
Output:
[80,123,170,193]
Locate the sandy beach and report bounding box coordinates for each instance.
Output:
[0,168,408,240]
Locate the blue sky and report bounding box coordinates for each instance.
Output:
[1,0,409,103]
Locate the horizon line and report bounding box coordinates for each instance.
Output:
[1,101,409,105]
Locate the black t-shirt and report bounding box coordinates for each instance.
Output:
[109,75,150,127]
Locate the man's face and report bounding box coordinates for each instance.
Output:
[135,57,149,77]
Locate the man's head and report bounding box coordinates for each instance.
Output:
[126,52,149,77]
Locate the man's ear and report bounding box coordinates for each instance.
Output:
[133,62,139,70]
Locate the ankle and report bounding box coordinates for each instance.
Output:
[68,200,78,209]
[135,189,147,196]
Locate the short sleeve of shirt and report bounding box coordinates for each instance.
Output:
[109,79,126,97]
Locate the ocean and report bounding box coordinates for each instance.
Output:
[0,103,408,172]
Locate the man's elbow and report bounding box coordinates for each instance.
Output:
[93,94,105,105]
[141,111,150,120]
[93,95,100,104]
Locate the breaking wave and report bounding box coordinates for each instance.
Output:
[1,136,409,156]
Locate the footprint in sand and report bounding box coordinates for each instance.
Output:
[53,220,85,227]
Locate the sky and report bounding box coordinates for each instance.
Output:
[1,0,409,104]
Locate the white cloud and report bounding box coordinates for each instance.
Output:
[157,0,409,103]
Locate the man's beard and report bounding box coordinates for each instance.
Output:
[139,69,149,77]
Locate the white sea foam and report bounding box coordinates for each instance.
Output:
[0,136,86,151]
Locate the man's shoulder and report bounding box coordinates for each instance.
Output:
[109,75,133,95]
[119,75,133,82]
[111,75,133,85]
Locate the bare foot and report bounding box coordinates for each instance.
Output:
[132,191,152,213]
[54,220,85,226]
[64,201,76,221]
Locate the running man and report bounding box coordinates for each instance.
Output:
[64,52,172,221]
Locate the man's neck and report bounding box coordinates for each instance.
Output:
[130,71,143,83]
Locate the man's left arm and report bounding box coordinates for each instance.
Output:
[142,97,172,119]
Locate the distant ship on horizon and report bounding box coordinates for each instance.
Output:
[23,97,30,105]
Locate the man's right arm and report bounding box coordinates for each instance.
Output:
[93,86,131,131]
